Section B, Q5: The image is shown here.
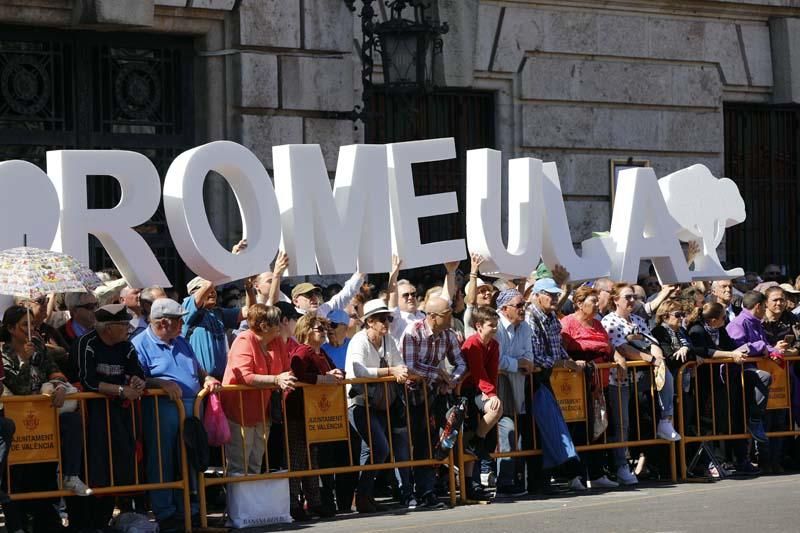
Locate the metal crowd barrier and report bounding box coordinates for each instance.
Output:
[675,355,800,480]
[194,378,458,529]
[2,389,192,532]
[456,361,678,503]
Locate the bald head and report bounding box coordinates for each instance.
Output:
[426,296,450,315]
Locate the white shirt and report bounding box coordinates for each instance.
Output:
[389,307,425,348]
[345,329,404,407]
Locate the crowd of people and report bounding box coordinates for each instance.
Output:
[0,240,799,532]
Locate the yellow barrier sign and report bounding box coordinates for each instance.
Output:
[6,399,58,464]
[551,371,586,422]
[757,358,789,410]
[304,385,348,443]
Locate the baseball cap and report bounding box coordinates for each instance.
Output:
[95,304,132,323]
[532,277,562,295]
[327,309,350,326]
[291,282,321,300]
[150,298,188,320]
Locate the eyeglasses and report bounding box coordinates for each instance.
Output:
[76,302,98,311]
[401,291,417,299]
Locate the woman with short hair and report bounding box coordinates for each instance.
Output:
[221,304,296,475]
[560,286,621,489]
[285,314,344,520]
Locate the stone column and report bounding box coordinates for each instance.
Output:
[770,17,800,104]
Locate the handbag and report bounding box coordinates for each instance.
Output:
[226,476,291,528]
[590,367,608,441]
[351,339,400,410]
[204,393,231,446]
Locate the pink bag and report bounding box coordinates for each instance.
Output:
[204,393,231,446]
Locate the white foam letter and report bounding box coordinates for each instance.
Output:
[466,149,542,278]
[540,162,611,282]
[387,138,466,269]
[273,144,390,275]
[163,141,282,284]
[0,160,59,251]
[47,150,169,288]
[659,164,745,280]
[608,167,691,284]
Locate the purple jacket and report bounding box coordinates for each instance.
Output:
[725,308,774,357]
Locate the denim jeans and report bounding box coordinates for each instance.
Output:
[638,367,676,418]
[349,404,411,498]
[142,397,199,521]
[496,414,533,490]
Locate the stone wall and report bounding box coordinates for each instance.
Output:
[469,0,782,243]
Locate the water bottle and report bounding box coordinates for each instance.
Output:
[435,429,459,460]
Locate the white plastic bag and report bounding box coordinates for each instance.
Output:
[226,476,291,528]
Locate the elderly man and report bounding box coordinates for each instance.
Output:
[389,259,459,347]
[291,269,366,317]
[492,288,534,497]
[594,278,614,317]
[710,279,741,323]
[400,296,466,509]
[526,278,585,492]
[182,275,255,379]
[72,304,146,530]
[121,286,146,338]
[133,298,221,531]
[59,292,99,349]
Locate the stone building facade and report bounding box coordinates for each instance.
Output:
[0,0,798,283]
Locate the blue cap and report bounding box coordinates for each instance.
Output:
[532,277,562,295]
[327,308,350,326]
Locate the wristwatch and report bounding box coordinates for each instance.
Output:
[117,385,124,398]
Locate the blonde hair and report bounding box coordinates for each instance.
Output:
[294,313,329,345]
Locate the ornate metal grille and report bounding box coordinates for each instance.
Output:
[0,27,194,289]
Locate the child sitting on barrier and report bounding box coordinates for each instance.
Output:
[460,305,503,500]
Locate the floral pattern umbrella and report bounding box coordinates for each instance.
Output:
[0,246,104,300]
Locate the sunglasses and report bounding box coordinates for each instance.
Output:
[371,314,394,324]
[310,325,329,332]
[670,312,685,318]
[509,302,526,309]
[621,294,636,301]
[401,291,417,299]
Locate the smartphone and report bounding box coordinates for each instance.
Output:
[784,334,795,345]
